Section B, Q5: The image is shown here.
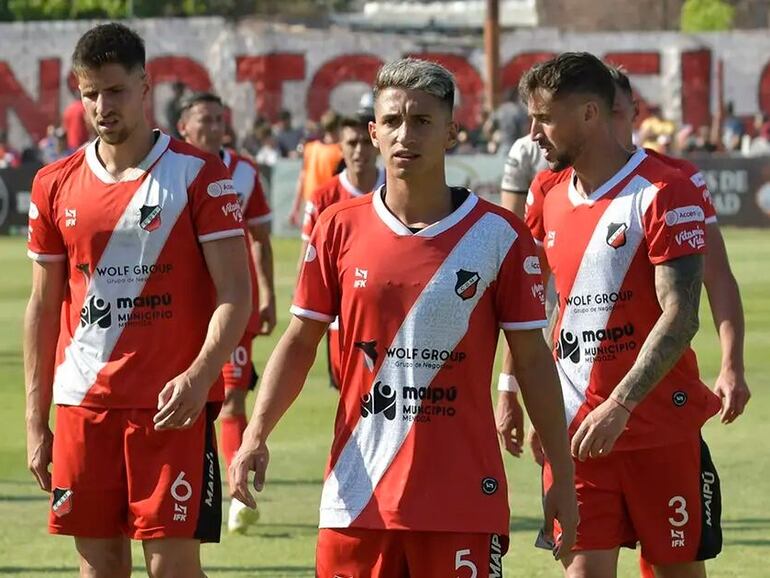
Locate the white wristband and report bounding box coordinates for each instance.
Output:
[497,373,520,393]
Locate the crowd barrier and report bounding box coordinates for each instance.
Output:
[2,154,769,238]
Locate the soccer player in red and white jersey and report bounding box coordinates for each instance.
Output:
[517,52,724,578]
[23,24,252,578]
[299,114,385,390]
[230,57,578,577]
[177,92,275,534]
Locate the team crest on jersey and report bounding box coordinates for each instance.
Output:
[52,488,73,517]
[455,269,481,300]
[139,205,162,231]
[354,340,378,372]
[606,222,628,249]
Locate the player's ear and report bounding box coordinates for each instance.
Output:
[584,100,600,124]
[368,120,379,149]
[446,119,459,150]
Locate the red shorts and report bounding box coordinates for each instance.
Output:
[543,434,722,564]
[326,327,342,390]
[222,332,257,391]
[316,528,508,578]
[49,404,221,542]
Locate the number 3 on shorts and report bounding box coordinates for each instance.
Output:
[455,549,478,578]
[668,495,689,527]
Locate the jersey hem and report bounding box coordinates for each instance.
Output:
[290,305,335,323]
[500,319,548,330]
[198,229,245,243]
[28,250,66,262]
[247,213,273,226]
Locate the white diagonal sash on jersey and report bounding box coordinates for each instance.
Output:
[54,152,204,405]
[319,212,517,527]
[558,175,659,426]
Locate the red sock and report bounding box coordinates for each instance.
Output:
[220,414,247,469]
[639,555,655,578]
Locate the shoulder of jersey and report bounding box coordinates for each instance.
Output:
[315,191,372,227]
[638,149,696,188]
[644,147,699,178]
[534,167,571,195]
[310,174,342,203]
[227,148,260,173]
[33,146,88,188]
[167,137,222,165]
[476,195,529,231]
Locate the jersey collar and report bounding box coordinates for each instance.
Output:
[86,130,171,184]
[340,167,386,197]
[373,184,478,238]
[567,147,647,207]
[221,148,233,169]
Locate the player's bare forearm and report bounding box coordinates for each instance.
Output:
[501,190,526,218]
[703,224,745,375]
[250,224,275,307]
[23,261,66,428]
[190,237,252,386]
[504,329,572,476]
[613,254,703,409]
[244,315,327,444]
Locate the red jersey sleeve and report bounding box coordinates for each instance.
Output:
[27,170,66,262]
[291,215,340,323]
[301,198,319,241]
[243,170,272,227]
[686,166,718,223]
[644,174,708,265]
[190,158,245,243]
[524,172,548,244]
[495,221,548,330]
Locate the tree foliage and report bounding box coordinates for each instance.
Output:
[680,0,735,33]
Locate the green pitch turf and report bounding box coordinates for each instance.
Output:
[0,230,767,577]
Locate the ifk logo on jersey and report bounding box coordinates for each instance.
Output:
[455,269,481,300]
[606,222,628,249]
[354,340,378,372]
[360,381,397,420]
[139,205,162,232]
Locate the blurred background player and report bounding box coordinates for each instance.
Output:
[500,133,548,218]
[177,91,276,534]
[519,52,723,578]
[230,57,578,577]
[288,109,343,227]
[299,113,385,390]
[24,23,251,577]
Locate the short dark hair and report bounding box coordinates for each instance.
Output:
[339,115,369,132]
[519,52,615,111]
[607,65,633,98]
[180,92,224,114]
[72,23,146,73]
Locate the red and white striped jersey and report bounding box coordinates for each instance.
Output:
[27,131,246,408]
[525,149,717,246]
[540,148,720,450]
[293,188,546,534]
[222,149,271,335]
[301,168,385,241]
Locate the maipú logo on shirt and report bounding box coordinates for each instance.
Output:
[360,381,397,420]
[80,295,112,329]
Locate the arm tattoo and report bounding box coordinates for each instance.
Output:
[613,254,704,406]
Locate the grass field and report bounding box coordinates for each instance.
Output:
[0,230,768,577]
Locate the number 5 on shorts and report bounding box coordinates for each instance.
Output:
[455,549,478,578]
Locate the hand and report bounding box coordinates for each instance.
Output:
[570,398,630,461]
[713,369,750,424]
[153,372,210,431]
[542,476,578,561]
[229,437,270,509]
[528,427,545,467]
[495,391,524,457]
[259,298,277,336]
[288,208,301,228]
[27,424,53,492]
